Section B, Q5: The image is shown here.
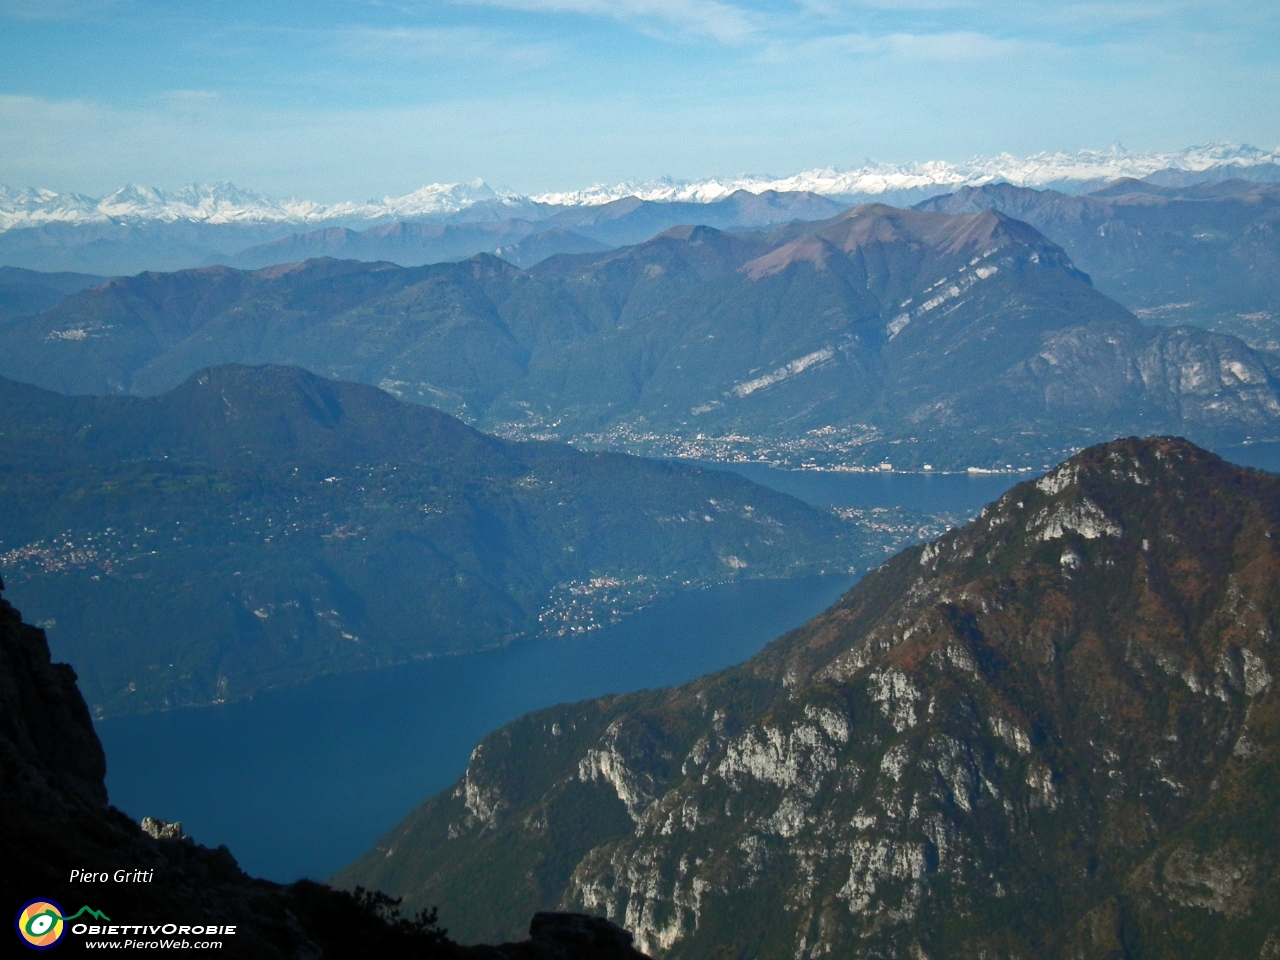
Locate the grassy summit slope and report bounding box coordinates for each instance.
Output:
[335,437,1280,958]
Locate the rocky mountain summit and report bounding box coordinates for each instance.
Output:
[336,437,1280,958]
[0,580,649,958]
[916,179,1280,350]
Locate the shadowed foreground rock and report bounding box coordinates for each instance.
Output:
[0,582,648,959]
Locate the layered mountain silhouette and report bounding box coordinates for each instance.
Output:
[222,191,850,271]
[0,265,103,324]
[4,206,1278,469]
[221,221,609,272]
[917,179,1280,352]
[0,190,849,277]
[0,220,296,277]
[335,437,1280,958]
[0,364,863,717]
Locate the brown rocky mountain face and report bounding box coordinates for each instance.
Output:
[0,584,649,959]
[336,438,1280,958]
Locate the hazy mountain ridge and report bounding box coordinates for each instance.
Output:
[220,191,847,272]
[5,205,1278,470]
[0,364,865,717]
[334,437,1280,958]
[0,265,104,324]
[916,179,1280,350]
[5,144,1279,277]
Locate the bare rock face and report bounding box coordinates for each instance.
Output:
[337,437,1280,959]
[140,816,189,841]
[0,579,107,813]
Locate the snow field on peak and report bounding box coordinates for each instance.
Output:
[2,142,1278,232]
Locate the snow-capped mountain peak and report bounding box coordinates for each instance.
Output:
[2,143,1277,233]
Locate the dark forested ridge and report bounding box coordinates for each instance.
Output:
[0,364,864,717]
[3,206,1278,470]
[335,437,1280,958]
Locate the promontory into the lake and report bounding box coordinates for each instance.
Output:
[0,363,868,718]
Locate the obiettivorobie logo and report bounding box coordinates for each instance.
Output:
[15,900,110,950]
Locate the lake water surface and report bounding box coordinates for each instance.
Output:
[98,573,856,884]
[97,447,1272,888]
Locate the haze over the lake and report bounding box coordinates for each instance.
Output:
[1,0,1276,199]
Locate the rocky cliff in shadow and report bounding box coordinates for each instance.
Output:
[0,581,649,959]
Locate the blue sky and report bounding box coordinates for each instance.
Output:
[0,0,1276,199]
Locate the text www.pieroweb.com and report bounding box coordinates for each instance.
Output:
[70,923,233,949]
[83,939,223,949]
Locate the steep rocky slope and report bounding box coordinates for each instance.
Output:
[336,437,1280,958]
[0,583,649,958]
[917,180,1280,349]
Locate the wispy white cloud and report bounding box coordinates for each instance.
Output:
[836,28,1037,58]
[793,0,1272,33]
[755,26,1052,66]
[453,0,759,44]
[1,0,1276,198]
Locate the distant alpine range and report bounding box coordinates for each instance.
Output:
[3,143,1278,230]
[2,143,1279,276]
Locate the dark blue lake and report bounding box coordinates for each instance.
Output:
[97,573,857,884]
[689,461,1025,514]
[86,449,1280,887]
[1215,440,1280,476]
